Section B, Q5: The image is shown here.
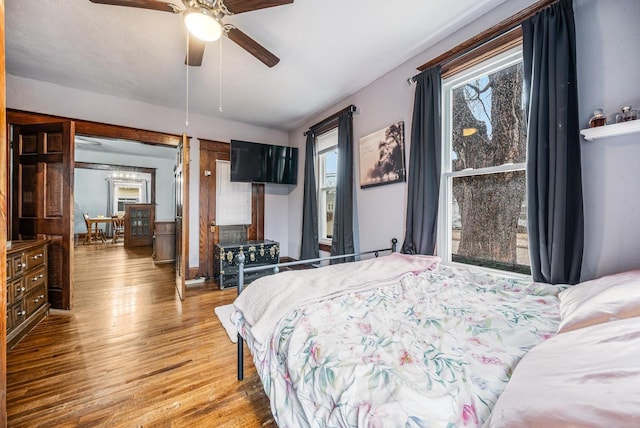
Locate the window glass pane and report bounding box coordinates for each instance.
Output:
[324,189,335,238]
[322,150,338,188]
[451,170,529,273]
[317,127,339,242]
[450,62,526,172]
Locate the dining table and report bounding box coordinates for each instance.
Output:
[83,216,112,244]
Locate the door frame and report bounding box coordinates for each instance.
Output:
[1,1,8,422]
[198,139,265,279]
[6,109,187,305]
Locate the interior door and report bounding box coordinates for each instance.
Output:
[175,134,189,300]
[12,122,75,310]
[198,140,230,279]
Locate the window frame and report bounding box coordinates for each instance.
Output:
[315,126,339,247]
[437,46,528,275]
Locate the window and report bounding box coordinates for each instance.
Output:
[316,127,339,243]
[439,47,530,274]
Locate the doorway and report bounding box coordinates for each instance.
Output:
[6,109,184,310]
[198,139,266,280]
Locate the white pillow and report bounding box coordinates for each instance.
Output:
[557,269,640,333]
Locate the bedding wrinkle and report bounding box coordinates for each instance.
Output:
[234,253,441,346]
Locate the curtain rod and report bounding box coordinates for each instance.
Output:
[303,104,357,136]
[407,0,557,85]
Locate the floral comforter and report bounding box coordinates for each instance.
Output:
[234,263,565,427]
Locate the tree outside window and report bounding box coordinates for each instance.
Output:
[441,48,529,274]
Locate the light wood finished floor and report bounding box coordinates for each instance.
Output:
[7,243,275,427]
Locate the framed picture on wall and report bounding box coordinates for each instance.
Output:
[359,121,406,189]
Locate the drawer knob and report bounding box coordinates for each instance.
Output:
[39,294,45,299]
[31,253,43,260]
[33,298,40,303]
[18,310,26,316]
[19,286,26,292]
[16,262,24,269]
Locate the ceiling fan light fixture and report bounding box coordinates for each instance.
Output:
[184,7,222,42]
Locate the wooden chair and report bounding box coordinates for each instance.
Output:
[83,213,106,244]
[112,215,125,244]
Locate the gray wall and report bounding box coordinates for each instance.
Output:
[575,0,640,279]
[287,0,640,281]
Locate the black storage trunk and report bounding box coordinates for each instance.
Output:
[213,239,280,289]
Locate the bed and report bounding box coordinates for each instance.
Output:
[231,247,640,427]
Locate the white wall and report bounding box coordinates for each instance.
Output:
[7,75,291,268]
[575,0,640,279]
[287,0,640,280]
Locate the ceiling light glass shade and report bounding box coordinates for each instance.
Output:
[184,8,222,41]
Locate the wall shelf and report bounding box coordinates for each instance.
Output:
[580,120,640,141]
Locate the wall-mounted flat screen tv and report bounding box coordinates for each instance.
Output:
[230,140,298,185]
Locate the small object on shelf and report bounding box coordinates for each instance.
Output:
[630,109,638,121]
[620,106,635,122]
[588,109,606,127]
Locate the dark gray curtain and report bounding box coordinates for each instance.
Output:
[330,111,355,263]
[523,0,583,284]
[300,132,319,260]
[401,66,442,255]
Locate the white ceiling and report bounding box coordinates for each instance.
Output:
[5,0,510,131]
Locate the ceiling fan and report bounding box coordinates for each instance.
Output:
[89,0,293,67]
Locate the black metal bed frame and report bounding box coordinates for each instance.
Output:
[235,238,398,380]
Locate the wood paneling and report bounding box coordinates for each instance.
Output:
[247,184,264,241]
[7,109,183,147]
[6,244,275,427]
[199,140,230,279]
[13,123,74,310]
[1,0,9,422]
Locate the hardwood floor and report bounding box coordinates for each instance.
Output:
[6,243,275,427]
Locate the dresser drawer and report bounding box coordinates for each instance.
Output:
[11,254,25,278]
[26,284,47,318]
[12,278,26,302]
[25,266,46,293]
[13,301,26,326]
[25,247,46,271]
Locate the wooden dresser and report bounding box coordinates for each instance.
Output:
[6,240,50,349]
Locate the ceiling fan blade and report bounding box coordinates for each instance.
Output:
[226,27,280,67]
[88,0,180,13]
[185,34,206,66]
[223,0,293,15]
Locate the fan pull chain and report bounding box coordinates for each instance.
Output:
[185,33,190,126]
[219,35,223,112]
